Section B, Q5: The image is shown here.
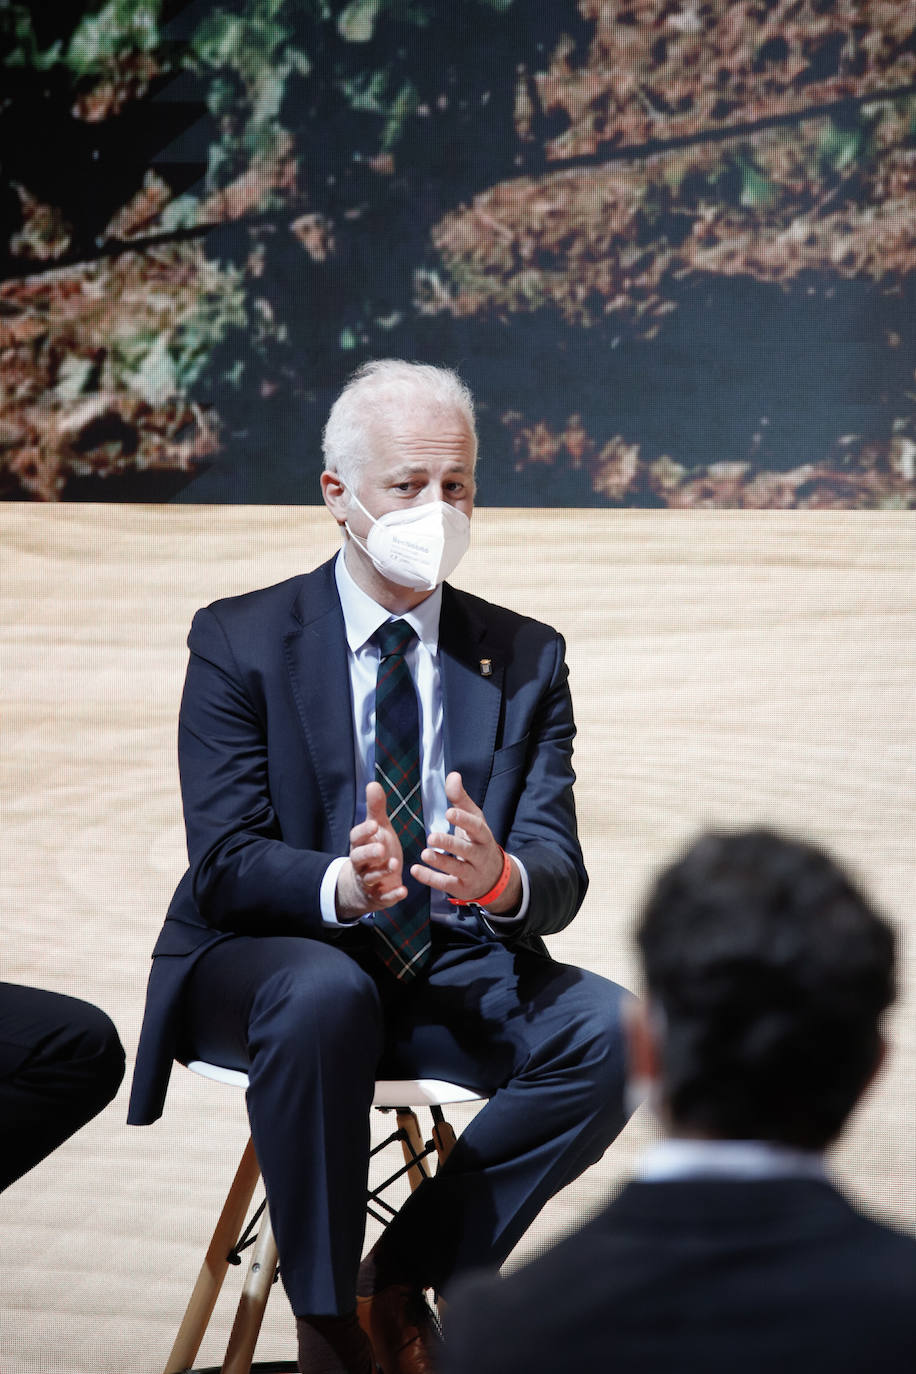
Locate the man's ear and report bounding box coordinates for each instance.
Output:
[624,996,662,1083]
[321,469,349,526]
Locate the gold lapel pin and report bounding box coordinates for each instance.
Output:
[479,658,492,677]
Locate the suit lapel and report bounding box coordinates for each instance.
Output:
[282,569,503,843]
[439,585,503,809]
[283,560,356,854]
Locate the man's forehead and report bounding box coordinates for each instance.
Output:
[370,402,475,448]
[364,422,477,479]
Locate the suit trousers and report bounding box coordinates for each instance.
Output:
[0,981,125,1192]
[178,919,630,1316]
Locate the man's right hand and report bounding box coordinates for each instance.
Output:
[335,781,407,922]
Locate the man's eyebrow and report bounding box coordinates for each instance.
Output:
[386,465,423,481]
[387,462,474,479]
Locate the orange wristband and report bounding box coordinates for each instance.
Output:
[449,846,513,909]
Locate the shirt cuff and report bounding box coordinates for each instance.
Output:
[479,854,529,933]
[320,856,351,927]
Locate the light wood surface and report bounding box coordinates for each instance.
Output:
[1,506,914,1374]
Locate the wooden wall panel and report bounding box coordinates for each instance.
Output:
[1,507,913,1373]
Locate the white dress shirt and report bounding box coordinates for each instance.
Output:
[319,549,529,930]
[638,1137,828,1182]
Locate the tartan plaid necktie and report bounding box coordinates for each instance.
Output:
[371,619,431,981]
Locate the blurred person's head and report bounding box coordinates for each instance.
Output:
[629,828,895,1150]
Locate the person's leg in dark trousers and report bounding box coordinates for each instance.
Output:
[370,922,632,1295]
[179,934,387,1318]
[179,925,630,1371]
[0,981,125,1192]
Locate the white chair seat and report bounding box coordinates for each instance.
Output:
[186,1058,484,1107]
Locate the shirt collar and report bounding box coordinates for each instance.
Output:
[334,547,442,655]
[638,1138,827,1183]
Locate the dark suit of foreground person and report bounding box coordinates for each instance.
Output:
[444,829,916,1374]
[128,361,630,1374]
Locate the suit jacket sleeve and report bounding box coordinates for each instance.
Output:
[500,628,588,940]
[466,623,587,945]
[176,604,333,934]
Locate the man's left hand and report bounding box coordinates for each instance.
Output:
[412,771,522,915]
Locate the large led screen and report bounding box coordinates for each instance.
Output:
[1,1,914,505]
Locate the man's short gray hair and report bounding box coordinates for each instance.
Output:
[322,359,478,492]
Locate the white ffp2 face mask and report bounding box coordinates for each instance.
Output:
[345,491,471,590]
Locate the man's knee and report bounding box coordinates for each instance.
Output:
[79,1005,124,1110]
[70,1000,126,1110]
[11,989,125,1120]
[563,976,632,1103]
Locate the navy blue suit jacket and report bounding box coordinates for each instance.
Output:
[443,1177,916,1374]
[128,557,587,1125]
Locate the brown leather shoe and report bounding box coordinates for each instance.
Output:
[357,1283,440,1374]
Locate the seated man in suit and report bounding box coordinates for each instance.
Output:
[128,360,632,1374]
[443,828,916,1374]
[1,981,124,1192]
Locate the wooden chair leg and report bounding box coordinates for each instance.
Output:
[167,1101,467,1373]
[395,1108,432,1191]
[221,1205,279,1374]
[430,1109,456,1320]
[431,1108,457,1169]
[164,1137,262,1374]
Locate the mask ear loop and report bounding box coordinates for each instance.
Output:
[343,487,376,551]
[347,489,376,524]
[345,525,371,555]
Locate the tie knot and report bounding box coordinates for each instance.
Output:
[376,619,416,660]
